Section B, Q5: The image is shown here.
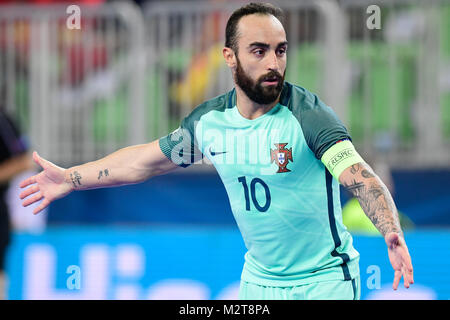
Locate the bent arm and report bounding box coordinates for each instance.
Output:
[320,140,402,237]
[339,162,402,237]
[65,139,179,191]
[320,135,412,289]
[339,161,414,289]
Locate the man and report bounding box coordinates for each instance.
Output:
[0,109,33,299]
[19,3,413,300]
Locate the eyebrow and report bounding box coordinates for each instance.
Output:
[248,41,288,49]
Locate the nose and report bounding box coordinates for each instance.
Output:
[267,50,280,71]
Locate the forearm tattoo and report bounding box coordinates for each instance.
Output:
[70,171,82,188]
[97,169,110,180]
[343,164,402,236]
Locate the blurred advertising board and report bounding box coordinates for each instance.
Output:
[5,227,450,300]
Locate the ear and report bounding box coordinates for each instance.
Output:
[223,47,236,69]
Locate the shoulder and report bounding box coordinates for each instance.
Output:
[182,89,235,128]
[281,82,335,119]
[281,82,351,159]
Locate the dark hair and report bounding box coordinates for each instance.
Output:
[225,2,285,53]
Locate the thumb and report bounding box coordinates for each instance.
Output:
[33,151,50,169]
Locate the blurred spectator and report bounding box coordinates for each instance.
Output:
[0,108,33,299]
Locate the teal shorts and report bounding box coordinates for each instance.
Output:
[239,276,361,300]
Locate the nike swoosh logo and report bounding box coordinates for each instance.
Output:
[209,146,227,156]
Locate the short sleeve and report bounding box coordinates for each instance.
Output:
[284,84,351,160]
[158,115,203,168]
[302,105,351,159]
[298,95,351,160]
[158,90,232,168]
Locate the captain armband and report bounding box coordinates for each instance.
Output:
[321,139,364,181]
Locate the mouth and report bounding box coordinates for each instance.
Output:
[261,77,280,85]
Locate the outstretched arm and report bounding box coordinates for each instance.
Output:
[19,139,178,214]
[339,162,414,290]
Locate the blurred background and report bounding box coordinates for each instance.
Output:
[0,0,449,300]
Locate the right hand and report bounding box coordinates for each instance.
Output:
[385,232,414,290]
[19,151,73,215]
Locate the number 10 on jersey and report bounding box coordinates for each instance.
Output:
[237,176,271,212]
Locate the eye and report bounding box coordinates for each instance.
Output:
[277,47,287,56]
[253,49,265,57]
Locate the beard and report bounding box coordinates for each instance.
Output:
[234,56,285,105]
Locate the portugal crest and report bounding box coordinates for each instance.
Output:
[270,143,293,173]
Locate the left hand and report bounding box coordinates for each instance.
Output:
[385,232,414,290]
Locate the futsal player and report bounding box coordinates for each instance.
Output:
[19,2,413,299]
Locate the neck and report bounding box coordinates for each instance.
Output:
[234,86,280,120]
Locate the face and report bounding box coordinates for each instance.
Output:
[235,53,285,105]
[227,14,288,105]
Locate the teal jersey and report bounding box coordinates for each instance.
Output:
[159,82,360,286]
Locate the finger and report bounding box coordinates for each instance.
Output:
[404,262,414,285]
[393,270,402,290]
[402,266,411,289]
[22,192,43,207]
[398,247,414,283]
[402,252,414,274]
[33,198,50,215]
[19,185,40,199]
[403,264,414,288]
[19,175,37,189]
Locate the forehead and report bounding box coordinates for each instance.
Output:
[236,14,286,48]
